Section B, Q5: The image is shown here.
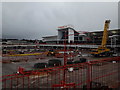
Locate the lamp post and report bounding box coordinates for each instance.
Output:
[112,35,119,54]
[93,36,94,45]
[109,35,119,54]
[114,37,116,53]
[92,33,96,46]
[109,36,113,48]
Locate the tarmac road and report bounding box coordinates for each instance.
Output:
[2,56,64,76]
[2,61,119,88]
[2,52,114,76]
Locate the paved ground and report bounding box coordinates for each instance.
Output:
[2,61,119,88]
[2,56,63,76]
[2,51,114,76]
[1,50,120,88]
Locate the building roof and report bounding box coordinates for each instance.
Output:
[42,35,57,38]
[89,29,120,33]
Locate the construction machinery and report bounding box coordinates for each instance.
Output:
[46,49,57,56]
[91,20,113,57]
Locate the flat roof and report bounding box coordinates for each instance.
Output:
[42,35,57,38]
[89,29,120,33]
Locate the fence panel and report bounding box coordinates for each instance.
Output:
[1,57,120,89]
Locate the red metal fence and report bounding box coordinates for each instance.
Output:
[1,57,120,89]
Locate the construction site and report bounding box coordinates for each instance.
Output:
[1,20,120,89]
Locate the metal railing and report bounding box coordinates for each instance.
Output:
[1,56,120,89]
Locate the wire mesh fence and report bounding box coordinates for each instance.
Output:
[1,56,120,89]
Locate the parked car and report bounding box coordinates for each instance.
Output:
[48,59,61,67]
[79,58,87,63]
[34,63,48,69]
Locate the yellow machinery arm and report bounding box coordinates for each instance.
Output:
[101,20,111,47]
[91,20,112,57]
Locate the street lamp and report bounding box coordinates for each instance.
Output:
[109,35,119,54]
[109,36,113,48]
[112,35,119,54]
[92,33,96,46]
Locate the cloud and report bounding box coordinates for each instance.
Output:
[2,2,118,39]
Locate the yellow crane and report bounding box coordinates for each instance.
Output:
[91,20,112,57]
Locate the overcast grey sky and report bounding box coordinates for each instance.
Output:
[2,2,118,39]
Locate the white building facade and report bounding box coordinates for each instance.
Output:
[42,26,91,44]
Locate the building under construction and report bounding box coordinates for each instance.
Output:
[1,20,120,89]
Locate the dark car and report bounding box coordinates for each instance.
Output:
[79,58,87,63]
[48,59,61,67]
[34,63,48,69]
[67,61,74,64]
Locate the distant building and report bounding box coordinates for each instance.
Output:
[42,26,120,45]
[90,29,120,45]
[42,25,91,44]
[2,28,120,54]
[2,39,19,45]
[2,39,35,45]
[42,35,57,44]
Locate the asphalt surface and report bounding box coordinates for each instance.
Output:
[2,51,120,88]
[2,52,115,76]
[2,56,63,76]
[2,61,119,88]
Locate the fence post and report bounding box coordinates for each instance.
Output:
[87,62,92,90]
